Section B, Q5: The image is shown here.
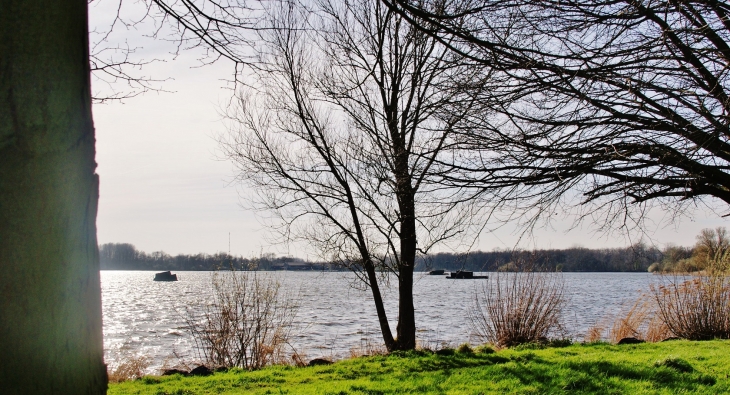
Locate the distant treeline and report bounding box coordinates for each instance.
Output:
[98,243,317,271]
[417,244,662,272]
[100,242,664,272]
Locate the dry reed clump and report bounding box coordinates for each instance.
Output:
[469,271,565,348]
[652,274,730,340]
[186,268,299,370]
[608,296,672,343]
[107,353,151,383]
[584,324,606,343]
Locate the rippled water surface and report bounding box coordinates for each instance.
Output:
[102,271,655,370]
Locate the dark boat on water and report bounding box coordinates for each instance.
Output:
[153,271,178,281]
[446,270,488,279]
[428,269,445,275]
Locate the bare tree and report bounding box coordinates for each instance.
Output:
[383,0,730,229]
[88,0,277,102]
[693,227,730,270]
[86,0,255,103]
[89,41,171,103]
[220,0,485,351]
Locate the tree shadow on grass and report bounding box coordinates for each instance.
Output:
[392,353,510,375]
[498,357,718,394]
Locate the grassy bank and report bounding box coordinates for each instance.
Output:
[109,340,730,394]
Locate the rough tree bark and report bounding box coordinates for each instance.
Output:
[0,1,106,394]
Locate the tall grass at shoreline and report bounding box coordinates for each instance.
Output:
[107,352,152,383]
[605,296,672,343]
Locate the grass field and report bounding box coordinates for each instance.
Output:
[108,340,730,394]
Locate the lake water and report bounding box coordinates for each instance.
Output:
[101,271,656,371]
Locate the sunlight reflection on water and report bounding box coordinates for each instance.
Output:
[101,271,654,370]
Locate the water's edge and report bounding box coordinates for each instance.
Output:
[102,271,654,370]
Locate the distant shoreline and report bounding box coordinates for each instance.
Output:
[99,242,671,272]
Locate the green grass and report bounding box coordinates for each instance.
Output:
[109,340,730,394]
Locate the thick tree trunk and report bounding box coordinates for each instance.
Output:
[396,268,416,350]
[0,1,106,394]
[395,197,417,350]
[393,133,417,350]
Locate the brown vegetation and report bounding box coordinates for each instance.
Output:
[652,275,730,340]
[608,297,671,343]
[107,353,151,383]
[186,269,299,370]
[469,271,565,348]
[588,272,730,344]
[584,325,605,343]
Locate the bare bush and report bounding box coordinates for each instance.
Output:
[469,271,565,348]
[186,269,299,370]
[652,275,730,340]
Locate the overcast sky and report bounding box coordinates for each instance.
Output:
[88,1,729,257]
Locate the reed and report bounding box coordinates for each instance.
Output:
[584,325,605,343]
[609,298,652,343]
[600,294,672,343]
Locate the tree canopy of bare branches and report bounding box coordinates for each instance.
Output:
[219,0,486,350]
[384,0,730,228]
[88,0,271,102]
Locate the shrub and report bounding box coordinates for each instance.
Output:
[650,245,695,273]
[652,274,730,340]
[186,268,299,370]
[469,271,565,348]
[647,262,661,273]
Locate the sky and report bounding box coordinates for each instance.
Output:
[88,1,730,257]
